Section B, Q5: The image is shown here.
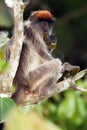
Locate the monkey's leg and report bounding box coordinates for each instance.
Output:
[28,59,62,93]
[12,59,62,104]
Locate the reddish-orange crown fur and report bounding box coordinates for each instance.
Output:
[31,10,55,22]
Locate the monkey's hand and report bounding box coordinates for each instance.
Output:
[61,62,80,78]
[44,34,57,52]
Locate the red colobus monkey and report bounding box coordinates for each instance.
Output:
[6,10,80,105]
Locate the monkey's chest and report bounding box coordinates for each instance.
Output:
[25,51,44,73]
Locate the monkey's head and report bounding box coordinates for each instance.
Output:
[29,10,57,52]
[29,10,55,34]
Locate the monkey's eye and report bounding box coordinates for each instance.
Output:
[41,22,47,27]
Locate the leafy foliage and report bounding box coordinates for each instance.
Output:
[34,80,87,130]
[0,98,16,123]
[0,60,8,73]
[0,0,13,28]
[0,80,87,130]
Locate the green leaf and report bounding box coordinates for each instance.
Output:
[0,97,16,123]
[58,91,76,119]
[76,97,86,118]
[0,60,8,73]
[76,80,87,89]
[48,103,57,113]
[0,1,13,28]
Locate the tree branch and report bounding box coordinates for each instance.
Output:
[55,69,87,92]
[0,0,26,96]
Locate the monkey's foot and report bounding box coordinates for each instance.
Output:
[62,62,80,77]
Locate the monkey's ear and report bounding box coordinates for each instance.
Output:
[29,11,38,23]
[29,15,36,23]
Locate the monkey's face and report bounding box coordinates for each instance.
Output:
[39,21,53,35]
[31,20,53,37]
[38,21,57,52]
[31,20,57,52]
